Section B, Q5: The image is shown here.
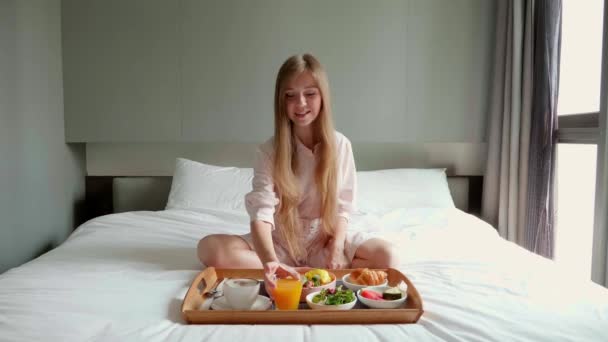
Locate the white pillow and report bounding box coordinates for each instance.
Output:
[356,168,455,213]
[165,158,253,212]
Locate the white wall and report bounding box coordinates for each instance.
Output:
[62,0,496,144]
[0,0,86,273]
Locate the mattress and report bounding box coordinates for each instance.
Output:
[1,207,607,341]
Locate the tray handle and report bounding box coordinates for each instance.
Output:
[387,268,423,312]
[181,267,218,313]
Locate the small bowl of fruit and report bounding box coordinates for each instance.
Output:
[357,283,408,309]
[299,268,336,302]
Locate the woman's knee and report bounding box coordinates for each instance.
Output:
[355,238,400,268]
[197,235,223,266]
[197,234,253,268]
[376,243,399,268]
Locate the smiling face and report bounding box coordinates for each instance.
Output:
[283,71,322,130]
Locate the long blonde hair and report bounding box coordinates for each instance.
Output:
[273,54,338,262]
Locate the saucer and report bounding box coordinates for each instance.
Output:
[210,295,272,311]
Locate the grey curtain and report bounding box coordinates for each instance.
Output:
[482,0,534,245]
[524,0,561,258]
[482,0,561,258]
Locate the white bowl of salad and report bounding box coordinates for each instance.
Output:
[305,285,357,310]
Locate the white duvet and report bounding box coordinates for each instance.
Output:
[1,207,607,342]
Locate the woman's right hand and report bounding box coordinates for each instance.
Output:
[263,261,300,298]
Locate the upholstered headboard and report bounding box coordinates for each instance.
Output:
[83,142,485,220]
[108,175,476,214]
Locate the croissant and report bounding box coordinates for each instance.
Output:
[350,268,388,285]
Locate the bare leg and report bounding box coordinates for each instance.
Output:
[197,234,263,268]
[351,238,399,269]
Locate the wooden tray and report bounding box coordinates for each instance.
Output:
[181,268,423,324]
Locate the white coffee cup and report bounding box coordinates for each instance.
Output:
[223,278,260,310]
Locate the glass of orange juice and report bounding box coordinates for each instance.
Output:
[273,278,303,310]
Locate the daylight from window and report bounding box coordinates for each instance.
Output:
[554,0,603,280]
[555,144,597,280]
[558,0,603,115]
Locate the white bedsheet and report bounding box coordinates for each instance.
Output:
[1,207,607,341]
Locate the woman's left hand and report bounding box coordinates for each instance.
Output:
[326,243,349,269]
[263,261,300,298]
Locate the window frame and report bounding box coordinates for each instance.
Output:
[558,112,600,144]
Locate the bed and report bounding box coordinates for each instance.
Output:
[1,159,608,341]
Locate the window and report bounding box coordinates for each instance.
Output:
[555,0,604,280]
[555,144,597,279]
[558,0,603,116]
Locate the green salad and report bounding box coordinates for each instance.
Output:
[312,285,355,305]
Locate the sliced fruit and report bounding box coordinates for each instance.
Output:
[382,287,403,300]
[360,289,384,301]
[304,269,331,284]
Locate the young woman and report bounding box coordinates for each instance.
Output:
[198,54,398,287]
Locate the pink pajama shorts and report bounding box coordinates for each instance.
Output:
[239,230,377,268]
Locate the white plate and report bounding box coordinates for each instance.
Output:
[210,295,272,311]
[341,273,388,292]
